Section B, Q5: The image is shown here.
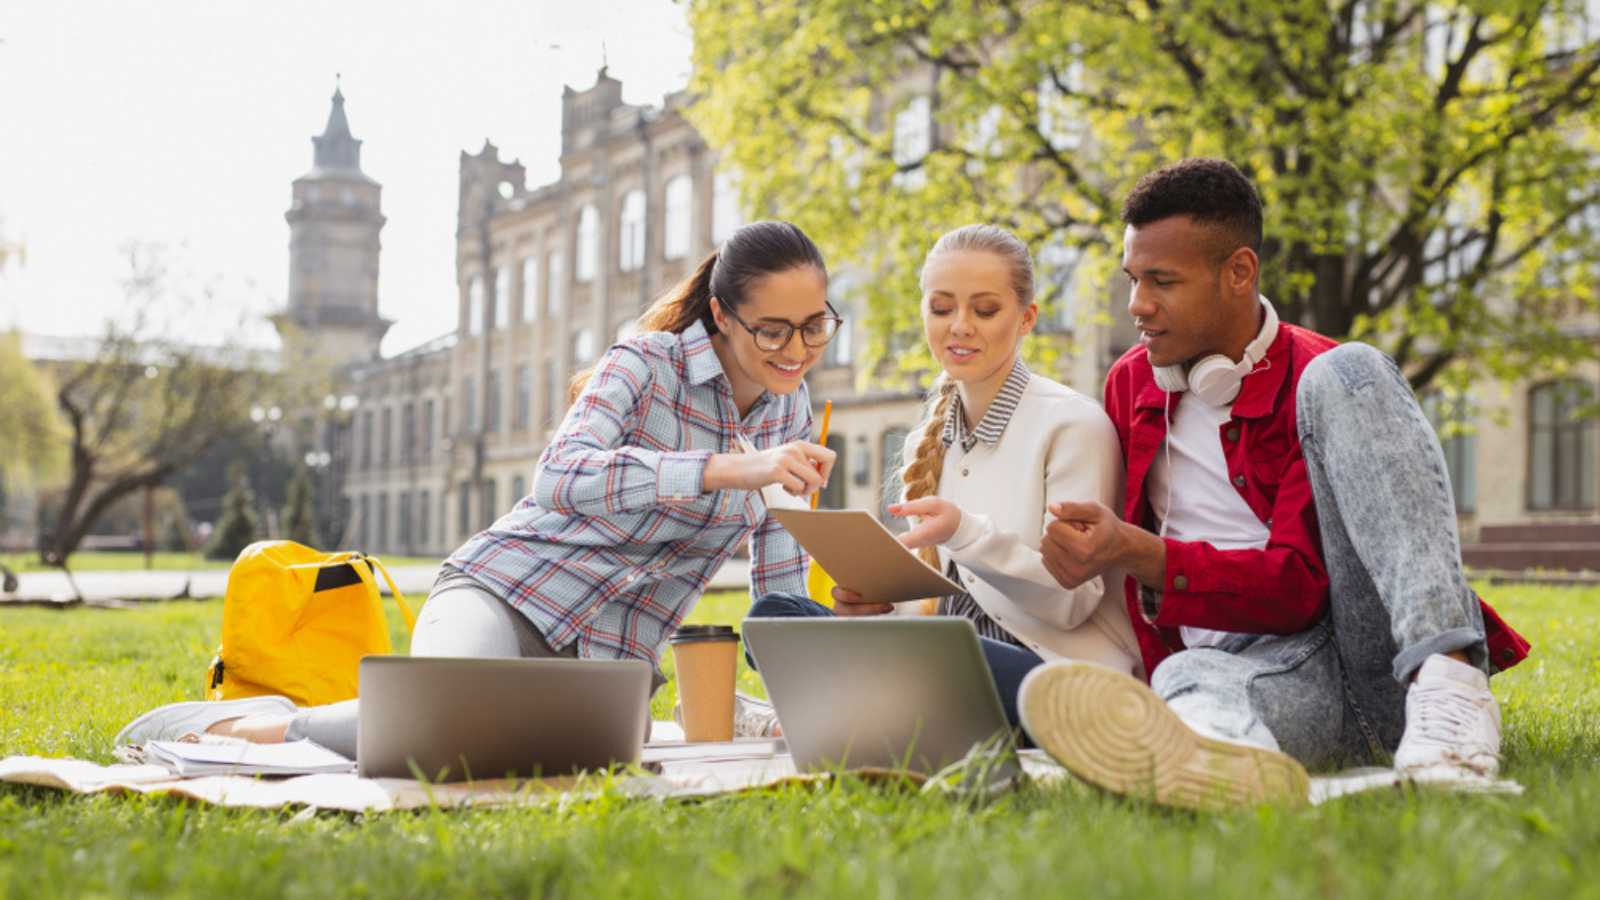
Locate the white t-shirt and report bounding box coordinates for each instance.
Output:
[1145,393,1269,649]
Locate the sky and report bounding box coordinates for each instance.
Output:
[0,1,694,356]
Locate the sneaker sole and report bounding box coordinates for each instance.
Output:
[1019,661,1310,812]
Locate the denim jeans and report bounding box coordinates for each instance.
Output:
[745,592,1044,732]
[1152,343,1487,770]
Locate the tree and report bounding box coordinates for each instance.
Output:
[39,244,275,568]
[283,465,319,547]
[205,464,260,561]
[688,0,1600,390]
[163,513,191,553]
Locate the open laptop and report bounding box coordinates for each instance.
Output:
[743,617,1018,776]
[358,656,651,781]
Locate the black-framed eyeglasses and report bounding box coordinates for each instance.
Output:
[720,300,844,352]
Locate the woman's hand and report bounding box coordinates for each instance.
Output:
[703,441,836,495]
[830,585,893,617]
[888,497,962,550]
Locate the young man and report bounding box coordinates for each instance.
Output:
[1020,158,1529,811]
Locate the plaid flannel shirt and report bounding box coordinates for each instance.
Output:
[446,320,813,669]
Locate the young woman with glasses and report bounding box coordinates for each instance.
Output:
[116,220,844,754]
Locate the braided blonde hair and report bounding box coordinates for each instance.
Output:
[897,224,1035,596]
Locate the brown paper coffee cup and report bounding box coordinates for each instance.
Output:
[670,625,739,742]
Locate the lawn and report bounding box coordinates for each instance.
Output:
[2,585,1598,898]
[0,551,444,574]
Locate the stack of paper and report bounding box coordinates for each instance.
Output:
[144,738,354,777]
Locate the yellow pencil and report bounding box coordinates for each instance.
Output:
[812,400,832,509]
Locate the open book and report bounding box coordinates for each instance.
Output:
[738,435,962,604]
[143,737,354,778]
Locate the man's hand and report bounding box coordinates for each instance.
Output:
[888,497,961,550]
[1041,500,1122,589]
[830,585,893,617]
[1041,500,1168,590]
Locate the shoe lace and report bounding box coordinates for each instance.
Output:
[1407,683,1489,749]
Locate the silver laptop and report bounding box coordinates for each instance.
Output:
[744,617,1018,776]
[358,656,651,781]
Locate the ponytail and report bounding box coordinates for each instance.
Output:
[898,374,959,572]
[568,220,826,401]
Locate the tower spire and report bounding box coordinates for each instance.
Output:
[312,77,362,171]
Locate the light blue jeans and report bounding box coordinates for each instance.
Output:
[1152,343,1487,770]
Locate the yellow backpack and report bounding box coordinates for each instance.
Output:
[205,541,417,707]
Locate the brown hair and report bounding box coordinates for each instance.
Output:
[569,220,827,400]
[899,224,1036,572]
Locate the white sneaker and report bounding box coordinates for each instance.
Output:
[1019,661,1309,812]
[1393,654,1501,781]
[672,692,781,738]
[113,695,297,747]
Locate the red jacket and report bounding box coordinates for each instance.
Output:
[1102,323,1530,680]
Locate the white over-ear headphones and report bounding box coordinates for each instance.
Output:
[1151,299,1280,406]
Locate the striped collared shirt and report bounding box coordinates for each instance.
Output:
[936,358,1031,646]
[446,320,812,669]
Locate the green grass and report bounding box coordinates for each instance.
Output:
[3,586,1599,898]
[0,551,444,573]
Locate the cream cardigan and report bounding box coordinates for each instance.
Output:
[912,373,1144,679]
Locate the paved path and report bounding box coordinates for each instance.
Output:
[0,558,752,607]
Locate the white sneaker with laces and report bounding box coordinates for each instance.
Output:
[113,695,297,747]
[1393,654,1501,781]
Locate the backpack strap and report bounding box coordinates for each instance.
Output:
[356,555,417,633]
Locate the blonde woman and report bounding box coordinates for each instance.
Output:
[746,225,1141,730]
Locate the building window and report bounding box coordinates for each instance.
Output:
[462,377,477,433]
[400,403,415,464]
[1421,390,1478,513]
[485,370,502,433]
[619,189,647,272]
[457,482,472,538]
[825,274,854,368]
[572,328,596,364]
[510,476,527,509]
[514,365,532,430]
[1528,380,1597,511]
[544,359,560,427]
[418,488,431,549]
[663,175,692,260]
[546,249,564,318]
[398,491,412,552]
[359,411,373,469]
[357,494,370,549]
[376,493,389,552]
[819,434,847,510]
[380,407,393,467]
[891,95,931,190]
[1036,241,1082,333]
[575,204,599,283]
[712,170,743,244]
[421,399,434,461]
[467,275,484,336]
[879,427,910,531]
[493,267,510,331]
[481,479,498,529]
[521,257,539,322]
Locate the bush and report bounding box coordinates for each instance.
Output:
[283,466,319,548]
[204,466,259,561]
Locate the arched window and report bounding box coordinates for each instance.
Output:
[618,190,647,272]
[466,275,484,336]
[492,267,509,331]
[663,175,693,260]
[1528,380,1597,510]
[575,204,600,283]
[712,170,743,244]
[520,257,538,322]
[546,249,564,318]
[879,427,910,531]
